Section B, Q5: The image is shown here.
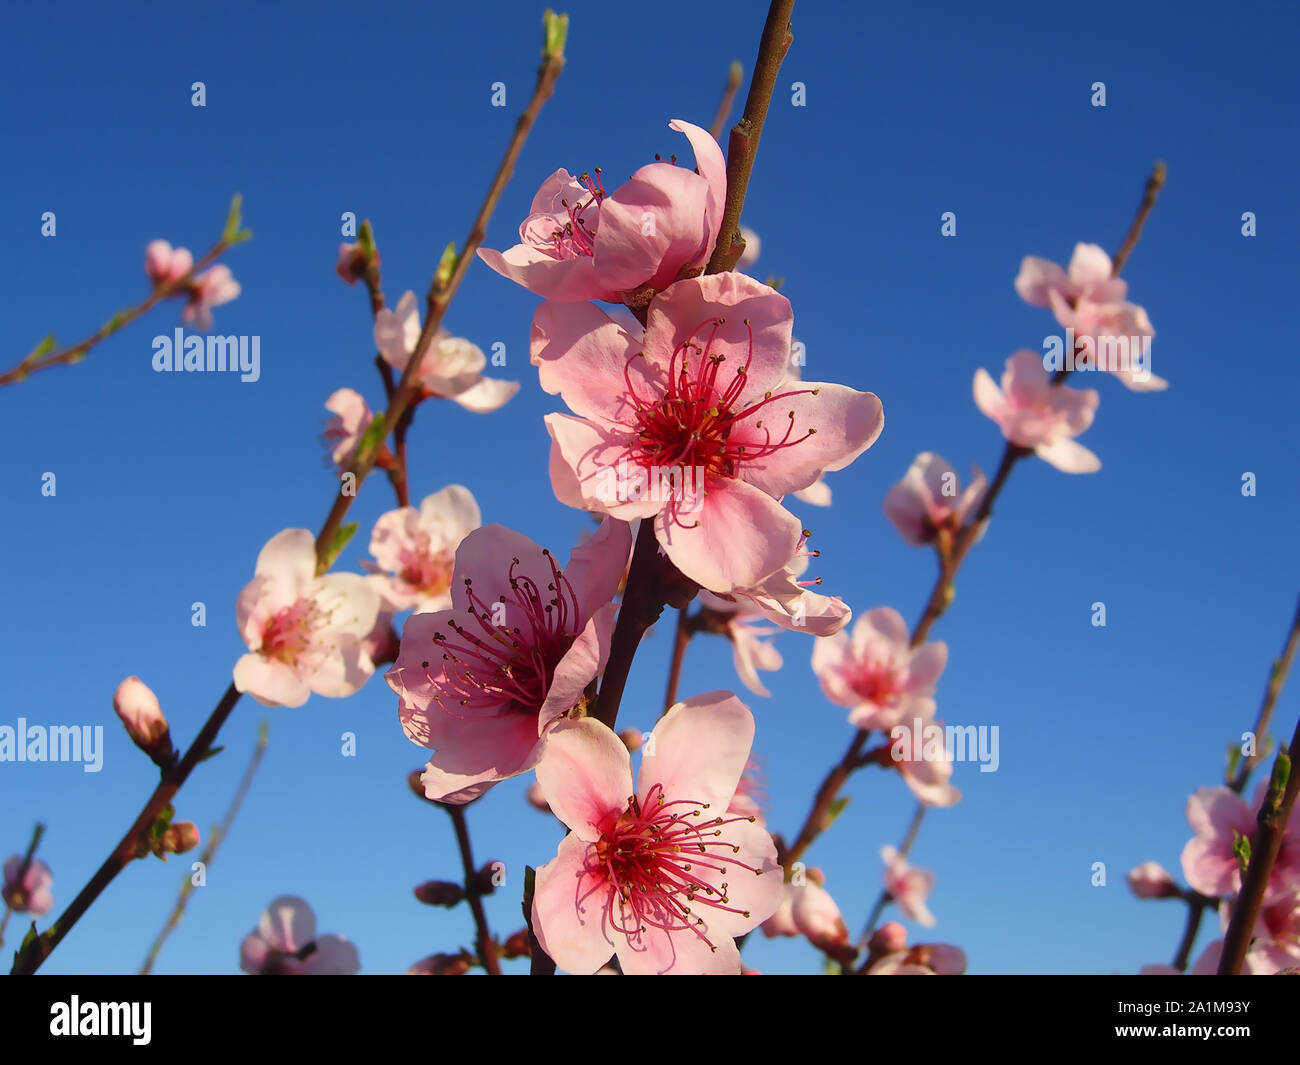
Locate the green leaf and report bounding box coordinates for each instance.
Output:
[24,334,55,364]
[1232,829,1251,874]
[542,10,569,60]
[823,795,851,831]
[320,522,359,572]
[357,413,388,461]
[223,193,244,243]
[1225,743,1242,782]
[197,745,225,764]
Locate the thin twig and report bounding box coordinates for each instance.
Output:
[446,804,501,975]
[709,61,744,141]
[139,722,269,974]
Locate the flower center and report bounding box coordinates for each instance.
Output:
[580,783,762,954]
[621,317,817,528]
[262,598,331,668]
[849,659,900,705]
[531,170,606,260]
[399,537,455,597]
[425,550,580,718]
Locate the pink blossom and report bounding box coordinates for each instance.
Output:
[112,675,171,756]
[233,529,382,708]
[239,896,360,975]
[1126,860,1179,899]
[883,452,987,547]
[530,692,783,974]
[1016,243,1165,392]
[881,845,936,926]
[973,351,1100,473]
[534,272,884,592]
[1242,892,1300,974]
[700,603,783,697]
[321,388,374,469]
[727,758,766,827]
[375,291,519,413]
[181,264,240,331]
[336,241,375,285]
[479,120,725,303]
[388,518,632,804]
[364,486,481,613]
[144,240,193,286]
[2,855,53,916]
[868,942,967,975]
[761,868,849,953]
[1181,785,1300,903]
[887,709,962,808]
[811,607,946,732]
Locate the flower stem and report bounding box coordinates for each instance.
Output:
[139,721,269,974]
[662,609,693,714]
[1217,592,1300,975]
[446,804,501,975]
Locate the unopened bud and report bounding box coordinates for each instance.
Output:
[159,821,200,856]
[618,728,643,753]
[501,930,532,959]
[869,921,908,957]
[1125,860,1180,900]
[113,676,173,764]
[414,880,464,907]
[472,862,500,896]
[525,780,551,813]
[407,951,472,975]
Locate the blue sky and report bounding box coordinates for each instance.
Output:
[1,0,1297,975]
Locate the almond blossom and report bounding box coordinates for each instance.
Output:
[182,264,240,331]
[321,388,374,469]
[388,518,631,804]
[530,692,783,974]
[2,855,53,916]
[1015,242,1165,391]
[762,867,850,955]
[811,607,947,732]
[881,845,937,926]
[364,485,481,613]
[883,452,986,547]
[239,896,360,975]
[1181,785,1300,903]
[233,529,382,708]
[112,675,172,762]
[885,705,963,808]
[1126,860,1179,899]
[534,272,884,592]
[144,240,193,286]
[973,350,1100,473]
[375,291,519,413]
[479,119,725,303]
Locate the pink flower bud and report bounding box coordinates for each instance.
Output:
[501,930,532,959]
[407,952,471,975]
[413,880,464,907]
[2,855,53,916]
[618,728,643,753]
[336,242,373,285]
[869,921,909,956]
[113,676,171,756]
[1127,860,1179,899]
[144,240,193,287]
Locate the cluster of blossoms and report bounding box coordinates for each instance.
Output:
[1130,785,1300,974]
[144,240,240,331]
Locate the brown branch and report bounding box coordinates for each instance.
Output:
[1217,592,1300,975]
[12,683,243,975]
[1,218,247,388]
[313,38,566,572]
[662,608,693,714]
[139,721,269,974]
[709,61,744,141]
[446,804,501,975]
[705,0,795,275]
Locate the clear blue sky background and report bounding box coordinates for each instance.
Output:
[2,0,1297,975]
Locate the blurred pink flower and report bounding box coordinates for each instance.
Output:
[1016,242,1164,392]
[321,388,374,469]
[1126,860,1179,899]
[233,529,382,708]
[375,291,519,413]
[1181,785,1300,903]
[881,845,936,927]
[530,692,782,974]
[883,452,986,547]
[535,272,883,592]
[240,896,360,975]
[364,486,481,613]
[2,855,53,916]
[973,350,1100,473]
[144,240,193,286]
[388,518,631,803]
[762,867,849,954]
[182,264,240,331]
[479,120,725,303]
